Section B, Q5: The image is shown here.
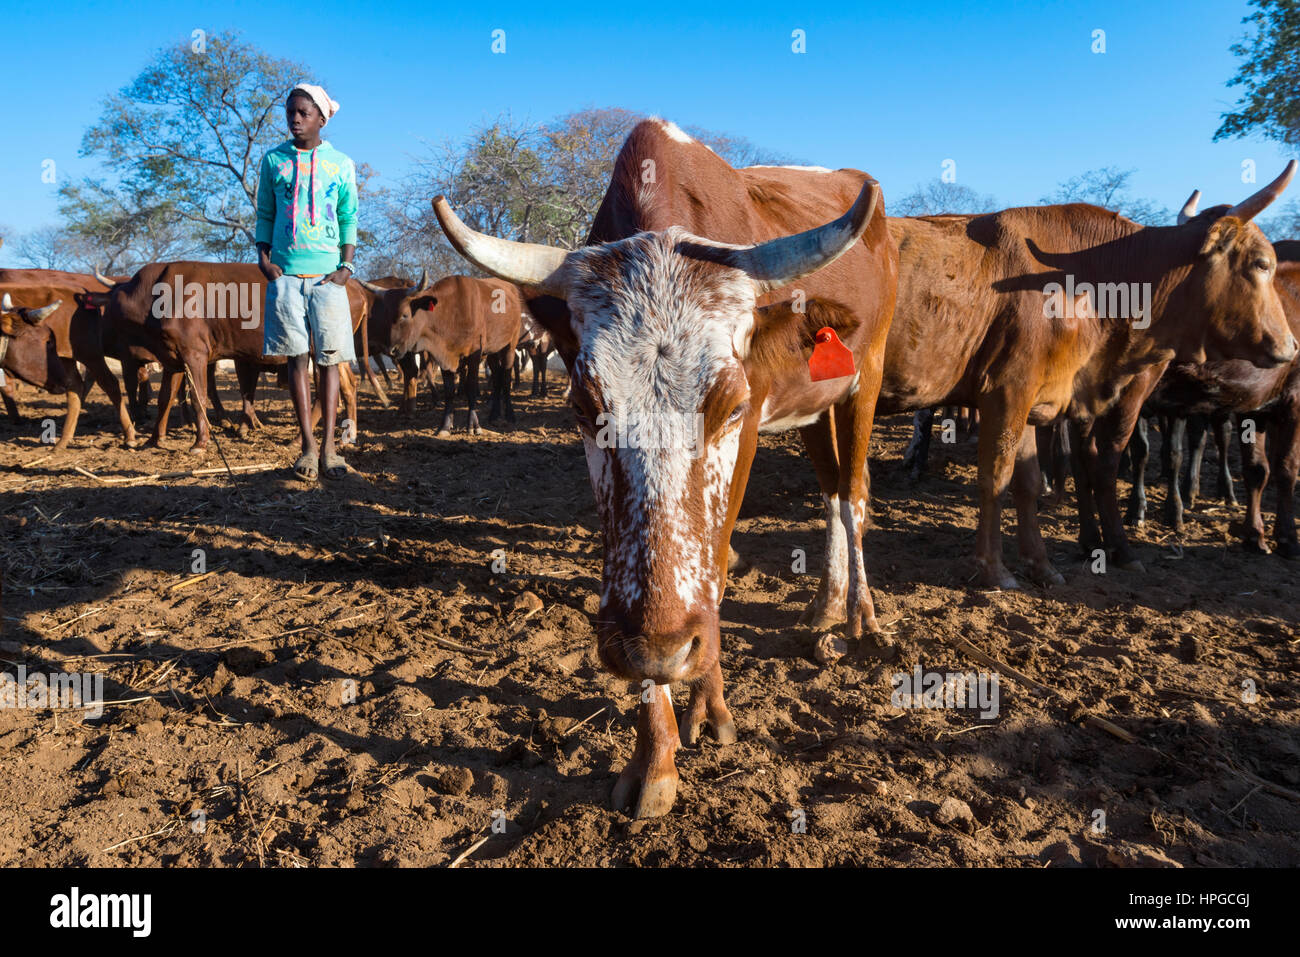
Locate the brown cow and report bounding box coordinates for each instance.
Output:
[388,275,525,436]
[880,163,1298,589]
[0,268,158,422]
[355,272,437,415]
[0,284,137,449]
[432,118,894,819]
[1113,211,1300,556]
[1070,187,1300,567]
[87,263,368,454]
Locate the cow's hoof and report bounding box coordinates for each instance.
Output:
[1244,538,1271,555]
[1124,511,1145,528]
[436,429,451,438]
[681,714,737,747]
[979,568,1020,590]
[798,602,845,631]
[1026,561,1065,586]
[855,635,898,662]
[186,445,208,458]
[612,764,678,820]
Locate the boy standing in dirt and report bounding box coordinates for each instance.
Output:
[255,82,358,481]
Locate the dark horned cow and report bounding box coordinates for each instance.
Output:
[356,272,434,414]
[387,275,525,436]
[88,263,369,454]
[433,118,896,819]
[879,163,1297,589]
[1066,182,1300,567]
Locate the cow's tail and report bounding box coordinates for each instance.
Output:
[361,302,390,408]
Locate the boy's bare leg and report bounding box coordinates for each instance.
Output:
[320,364,340,468]
[289,354,316,459]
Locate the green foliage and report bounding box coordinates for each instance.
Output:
[1215,0,1300,145]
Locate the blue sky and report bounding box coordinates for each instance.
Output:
[1,0,1294,265]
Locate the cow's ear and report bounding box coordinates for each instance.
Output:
[411,295,438,313]
[80,291,108,308]
[747,297,861,368]
[1199,219,1241,257]
[523,293,579,364]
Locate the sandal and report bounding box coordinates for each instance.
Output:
[293,451,319,483]
[321,450,349,479]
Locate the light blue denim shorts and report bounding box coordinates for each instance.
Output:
[264,274,356,366]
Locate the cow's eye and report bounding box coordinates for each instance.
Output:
[1255,258,1273,272]
[726,402,748,426]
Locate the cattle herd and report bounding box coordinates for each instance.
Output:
[2,118,1298,820]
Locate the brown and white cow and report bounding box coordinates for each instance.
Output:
[88,262,369,454]
[387,275,525,436]
[432,118,896,819]
[516,311,555,397]
[879,162,1298,589]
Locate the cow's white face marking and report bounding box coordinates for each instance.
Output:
[564,229,755,619]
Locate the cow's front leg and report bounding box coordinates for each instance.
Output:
[1163,417,1187,531]
[797,415,847,629]
[974,392,1030,590]
[833,371,884,637]
[184,352,211,456]
[612,684,679,819]
[680,659,736,747]
[1270,411,1300,558]
[145,368,182,447]
[235,361,262,437]
[1240,418,1270,552]
[463,354,483,435]
[1215,415,1238,505]
[1125,417,1150,526]
[437,366,457,437]
[1012,424,1066,583]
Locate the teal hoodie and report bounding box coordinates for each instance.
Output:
[254,139,358,275]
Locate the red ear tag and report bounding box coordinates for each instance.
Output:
[808,327,855,381]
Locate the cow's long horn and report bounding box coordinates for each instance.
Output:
[1226,160,1298,223]
[726,180,880,294]
[357,278,387,293]
[26,300,62,323]
[94,266,117,287]
[432,197,568,294]
[1177,190,1201,225]
[1,293,12,313]
[411,267,429,294]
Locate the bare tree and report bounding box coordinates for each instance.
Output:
[1040,166,1170,225]
[361,107,796,281]
[891,181,999,216]
[80,30,309,259]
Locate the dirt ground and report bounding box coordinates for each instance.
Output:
[0,365,1297,868]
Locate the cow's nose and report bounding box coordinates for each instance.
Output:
[637,634,701,684]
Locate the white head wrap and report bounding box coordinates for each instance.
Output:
[289,83,340,125]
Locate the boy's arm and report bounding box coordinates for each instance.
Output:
[254,155,282,279]
[324,159,359,285]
